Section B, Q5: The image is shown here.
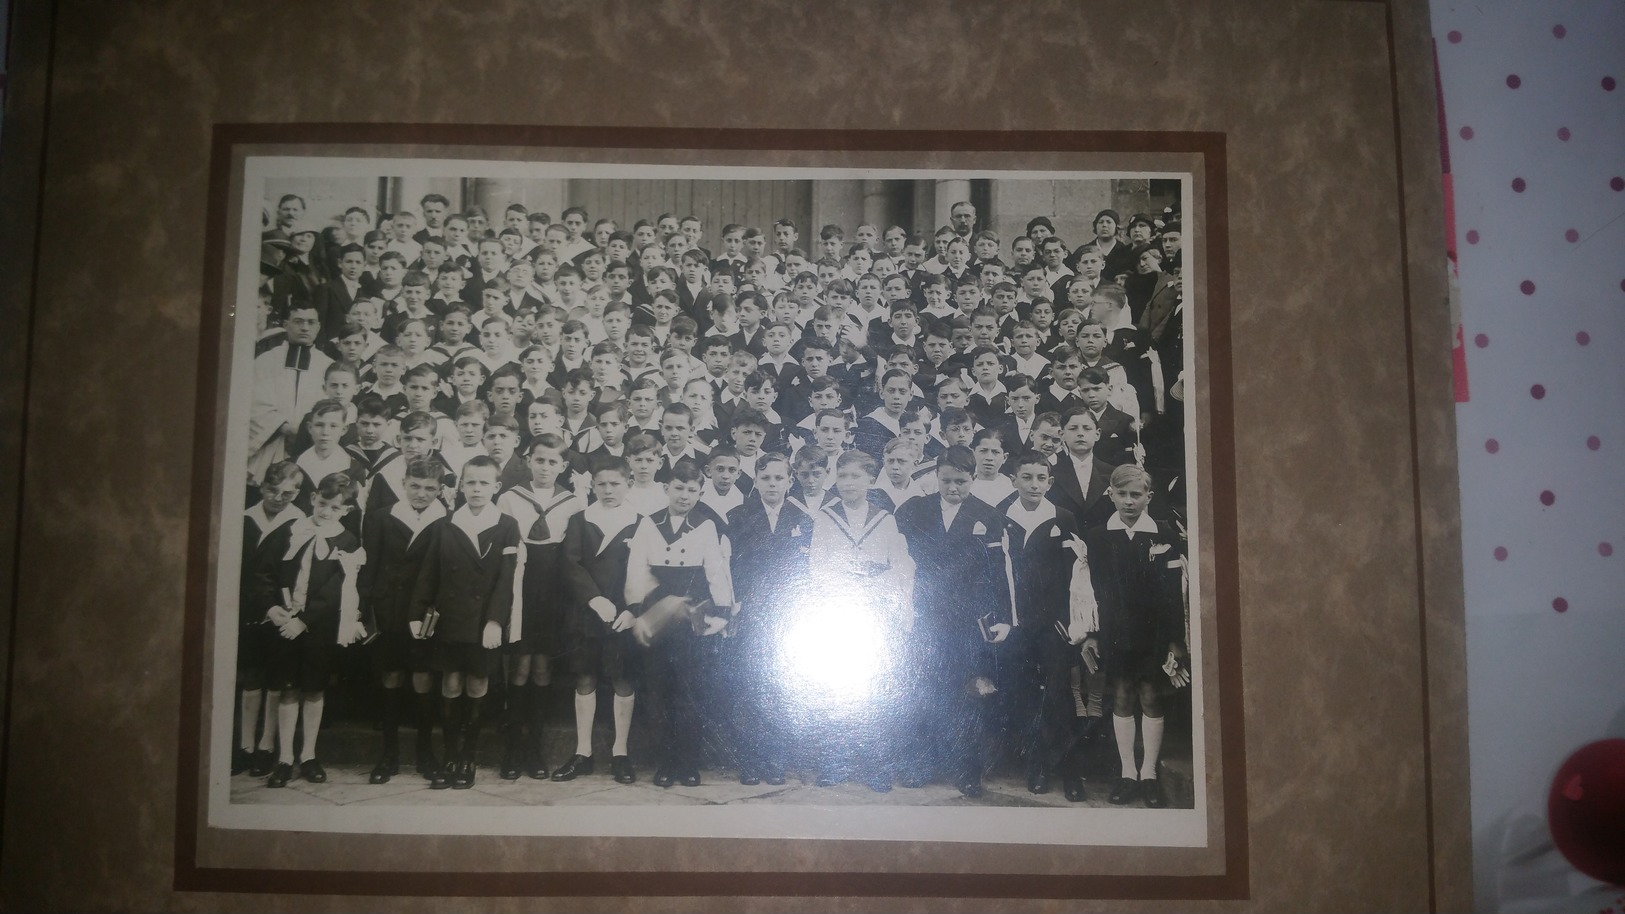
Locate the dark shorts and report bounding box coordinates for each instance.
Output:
[236,623,279,683]
[432,640,499,678]
[264,630,336,693]
[563,626,641,684]
[370,631,433,677]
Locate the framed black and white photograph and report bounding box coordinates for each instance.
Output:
[179,126,1241,894]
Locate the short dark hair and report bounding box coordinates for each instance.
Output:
[938,445,976,475]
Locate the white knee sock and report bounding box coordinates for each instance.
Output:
[1139,715,1164,780]
[240,690,262,751]
[259,693,279,752]
[612,694,635,756]
[302,696,325,760]
[1113,713,1137,779]
[574,691,597,757]
[276,699,299,764]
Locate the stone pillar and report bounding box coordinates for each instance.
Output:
[809,180,866,239]
[471,178,514,226]
[862,180,889,230]
[933,178,972,232]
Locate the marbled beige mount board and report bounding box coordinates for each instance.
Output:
[0,0,1467,911]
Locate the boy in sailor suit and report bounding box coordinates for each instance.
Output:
[623,457,735,788]
[357,457,447,783]
[494,433,584,781]
[807,449,915,792]
[410,455,521,790]
[554,455,645,785]
[725,452,815,786]
[1001,450,1097,802]
[264,471,366,788]
[235,461,305,778]
[1086,464,1188,810]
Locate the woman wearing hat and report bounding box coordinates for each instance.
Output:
[1072,209,1137,284]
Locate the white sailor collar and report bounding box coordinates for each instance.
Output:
[1107,512,1158,537]
[452,503,502,545]
[1005,497,1057,531]
[246,502,304,535]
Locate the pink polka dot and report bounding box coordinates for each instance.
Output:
[1587,436,1601,450]
[1612,177,1624,191]
[1577,331,1591,345]
[1553,24,1566,38]
[1558,127,1571,141]
[1513,177,1527,192]
[1600,543,1614,557]
[1459,126,1474,140]
[1532,384,1547,399]
[1493,546,1508,561]
[1485,438,1499,453]
[1474,333,1489,348]
[1521,280,1536,295]
[1552,597,1568,613]
[1466,229,1480,244]
[1566,229,1580,242]
[1605,76,1617,91]
[1540,490,1556,506]
[1506,74,1522,89]
[1447,30,1462,43]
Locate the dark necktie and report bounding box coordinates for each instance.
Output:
[529,510,550,542]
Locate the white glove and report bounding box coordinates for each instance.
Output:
[482,621,502,650]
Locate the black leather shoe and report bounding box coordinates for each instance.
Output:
[299,759,328,784]
[678,768,702,788]
[500,746,523,781]
[1108,776,1138,805]
[738,766,762,786]
[956,774,984,799]
[232,748,251,775]
[429,764,453,790]
[763,763,786,786]
[652,767,675,788]
[266,762,294,788]
[369,753,399,784]
[451,760,475,789]
[1063,774,1087,802]
[249,749,276,778]
[1027,766,1050,795]
[1140,777,1166,808]
[611,755,635,784]
[551,754,593,782]
[524,746,550,781]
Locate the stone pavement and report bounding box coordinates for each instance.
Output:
[230,719,1195,811]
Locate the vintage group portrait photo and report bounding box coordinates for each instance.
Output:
[181,132,1239,890]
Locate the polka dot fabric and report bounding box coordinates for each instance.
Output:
[1439,3,1624,619]
[1434,1,1625,901]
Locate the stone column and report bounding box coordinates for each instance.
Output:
[933,178,972,231]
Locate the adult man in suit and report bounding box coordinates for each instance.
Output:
[1046,407,1116,532]
[313,243,368,343]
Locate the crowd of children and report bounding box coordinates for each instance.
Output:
[237,191,1191,806]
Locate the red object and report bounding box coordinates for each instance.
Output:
[1548,739,1625,884]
